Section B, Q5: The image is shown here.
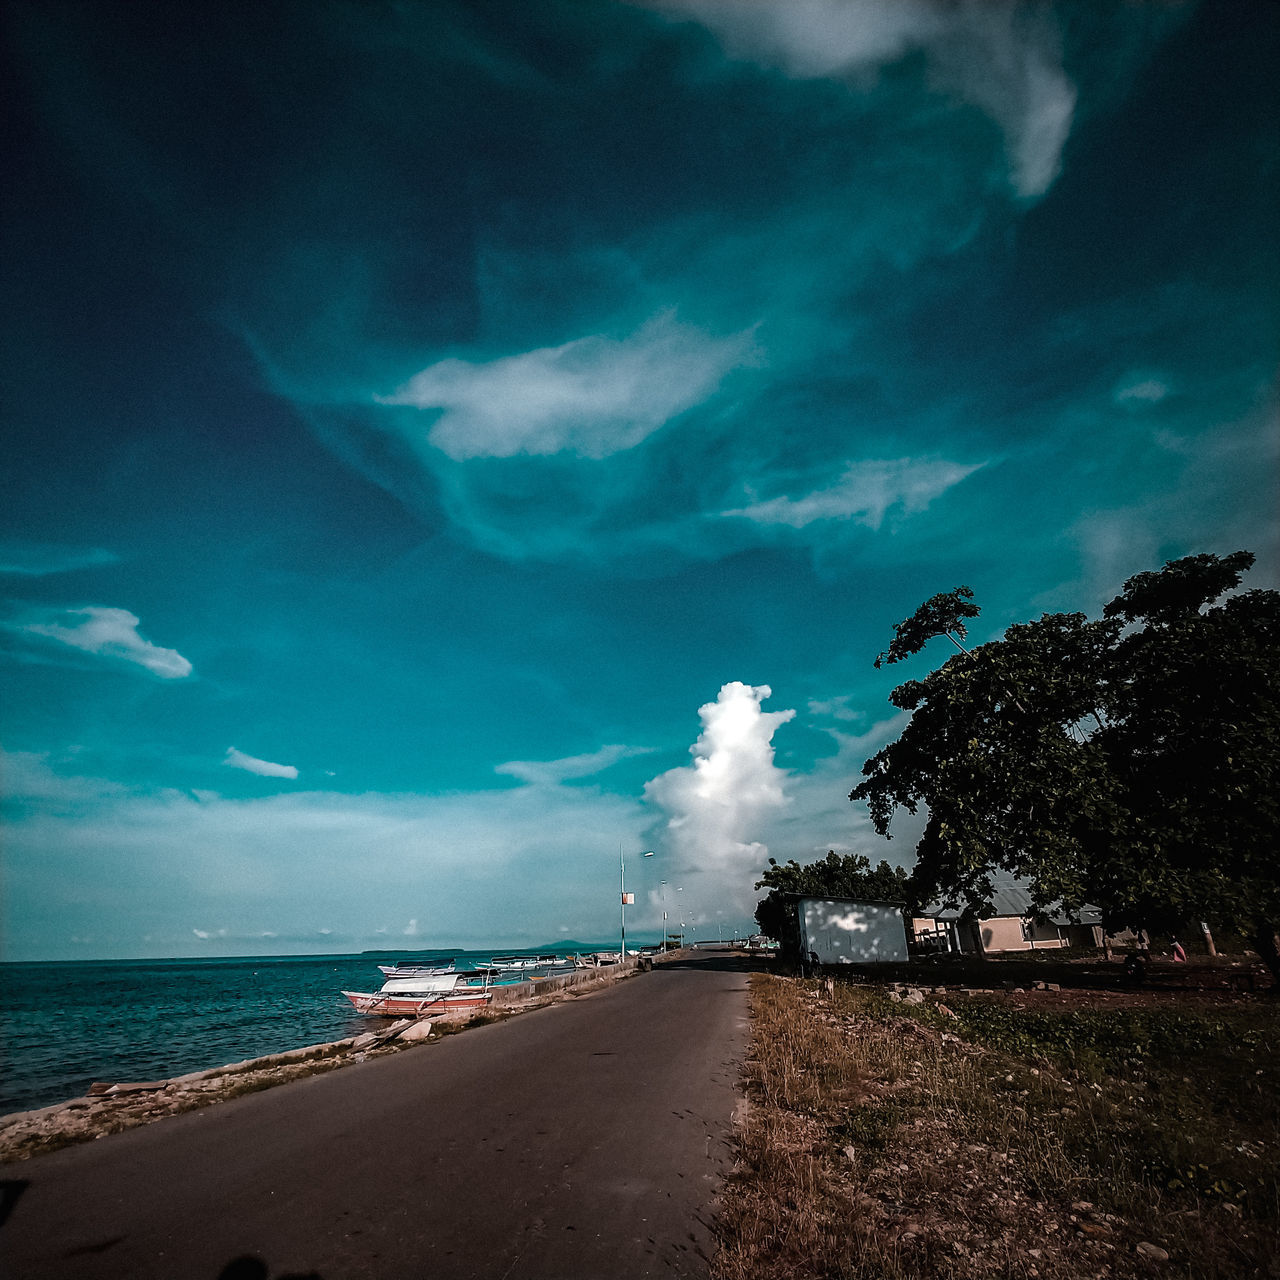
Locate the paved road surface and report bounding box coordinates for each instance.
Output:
[0,951,752,1279]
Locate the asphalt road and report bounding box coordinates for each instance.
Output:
[0,950,752,1280]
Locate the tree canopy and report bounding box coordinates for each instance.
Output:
[850,552,1280,976]
[754,850,909,942]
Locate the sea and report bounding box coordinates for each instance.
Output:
[0,947,600,1117]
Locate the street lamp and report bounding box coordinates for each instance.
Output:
[660,881,668,951]
[620,847,654,962]
[676,887,697,945]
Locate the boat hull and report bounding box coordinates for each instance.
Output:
[342,989,493,1017]
[377,963,455,978]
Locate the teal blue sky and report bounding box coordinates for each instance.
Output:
[2,1,1276,960]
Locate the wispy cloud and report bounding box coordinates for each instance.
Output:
[645,0,1076,198]
[0,748,129,807]
[721,458,983,529]
[376,311,756,460]
[0,543,119,576]
[16,606,192,678]
[806,694,863,722]
[1114,376,1170,406]
[495,743,652,787]
[223,747,299,780]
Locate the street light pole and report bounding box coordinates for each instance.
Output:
[620,848,653,962]
[660,881,667,951]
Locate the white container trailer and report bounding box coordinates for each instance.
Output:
[796,897,908,965]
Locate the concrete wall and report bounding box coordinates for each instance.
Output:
[798,899,909,965]
[486,961,634,1007]
[980,915,1065,951]
[913,914,1103,954]
[976,916,1103,952]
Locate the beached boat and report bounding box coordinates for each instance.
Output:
[377,959,456,978]
[343,971,495,1017]
[343,962,543,1017]
[342,986,493,1016]
[487,954,572,972]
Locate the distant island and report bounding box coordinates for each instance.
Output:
[358,941,611,957]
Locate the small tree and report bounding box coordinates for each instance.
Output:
[754,850,910,943]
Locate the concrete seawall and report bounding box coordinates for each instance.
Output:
[486,951,679,1007]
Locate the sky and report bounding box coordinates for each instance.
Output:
[1,1,1276,961]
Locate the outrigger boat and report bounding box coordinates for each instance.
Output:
[343,971,496,1017]
[487,954,574,975]
[343,963,542,1017]
[376,958,456,978]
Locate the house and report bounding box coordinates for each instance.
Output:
[790,896,909,966]
[913,877,1104,954]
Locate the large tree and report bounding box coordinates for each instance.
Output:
[851,552,1280,979]
[754,850,909,943]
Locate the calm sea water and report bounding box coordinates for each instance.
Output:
[0,949,583,1116]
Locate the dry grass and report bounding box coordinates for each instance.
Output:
[713,974,1279,1280]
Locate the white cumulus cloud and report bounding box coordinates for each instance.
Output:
[377,311,755,460]
[19,606,192,678]
[645,0,1076,198]
[644,682,796,916]
[223,747,300,780]
[721,457,982,529]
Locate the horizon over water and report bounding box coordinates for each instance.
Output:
[0,944,616,1116]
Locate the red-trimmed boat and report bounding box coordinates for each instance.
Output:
[342,971,495,1017]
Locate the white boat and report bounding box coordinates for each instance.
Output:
[344,970,496,1017]
[377,959,456,978]
[487,954,571,971]
[343,963,543,1017]
[343,988,493,1016]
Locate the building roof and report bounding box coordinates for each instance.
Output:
[790,894,907,908]
[923,877,1102,927]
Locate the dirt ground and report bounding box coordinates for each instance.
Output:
[714,954,1278,1280]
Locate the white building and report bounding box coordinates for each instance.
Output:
[795,897,909,965]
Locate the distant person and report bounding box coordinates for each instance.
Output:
[1172,938,1187,962]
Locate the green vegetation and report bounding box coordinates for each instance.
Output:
[715,973,1279,1280]
[851,552,1280,979]
[879,992,1279,1216]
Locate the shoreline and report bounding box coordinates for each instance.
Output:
[0,954,671,1164]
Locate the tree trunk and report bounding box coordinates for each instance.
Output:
[1200,921,1218,958]
[1252,921,1280,991]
